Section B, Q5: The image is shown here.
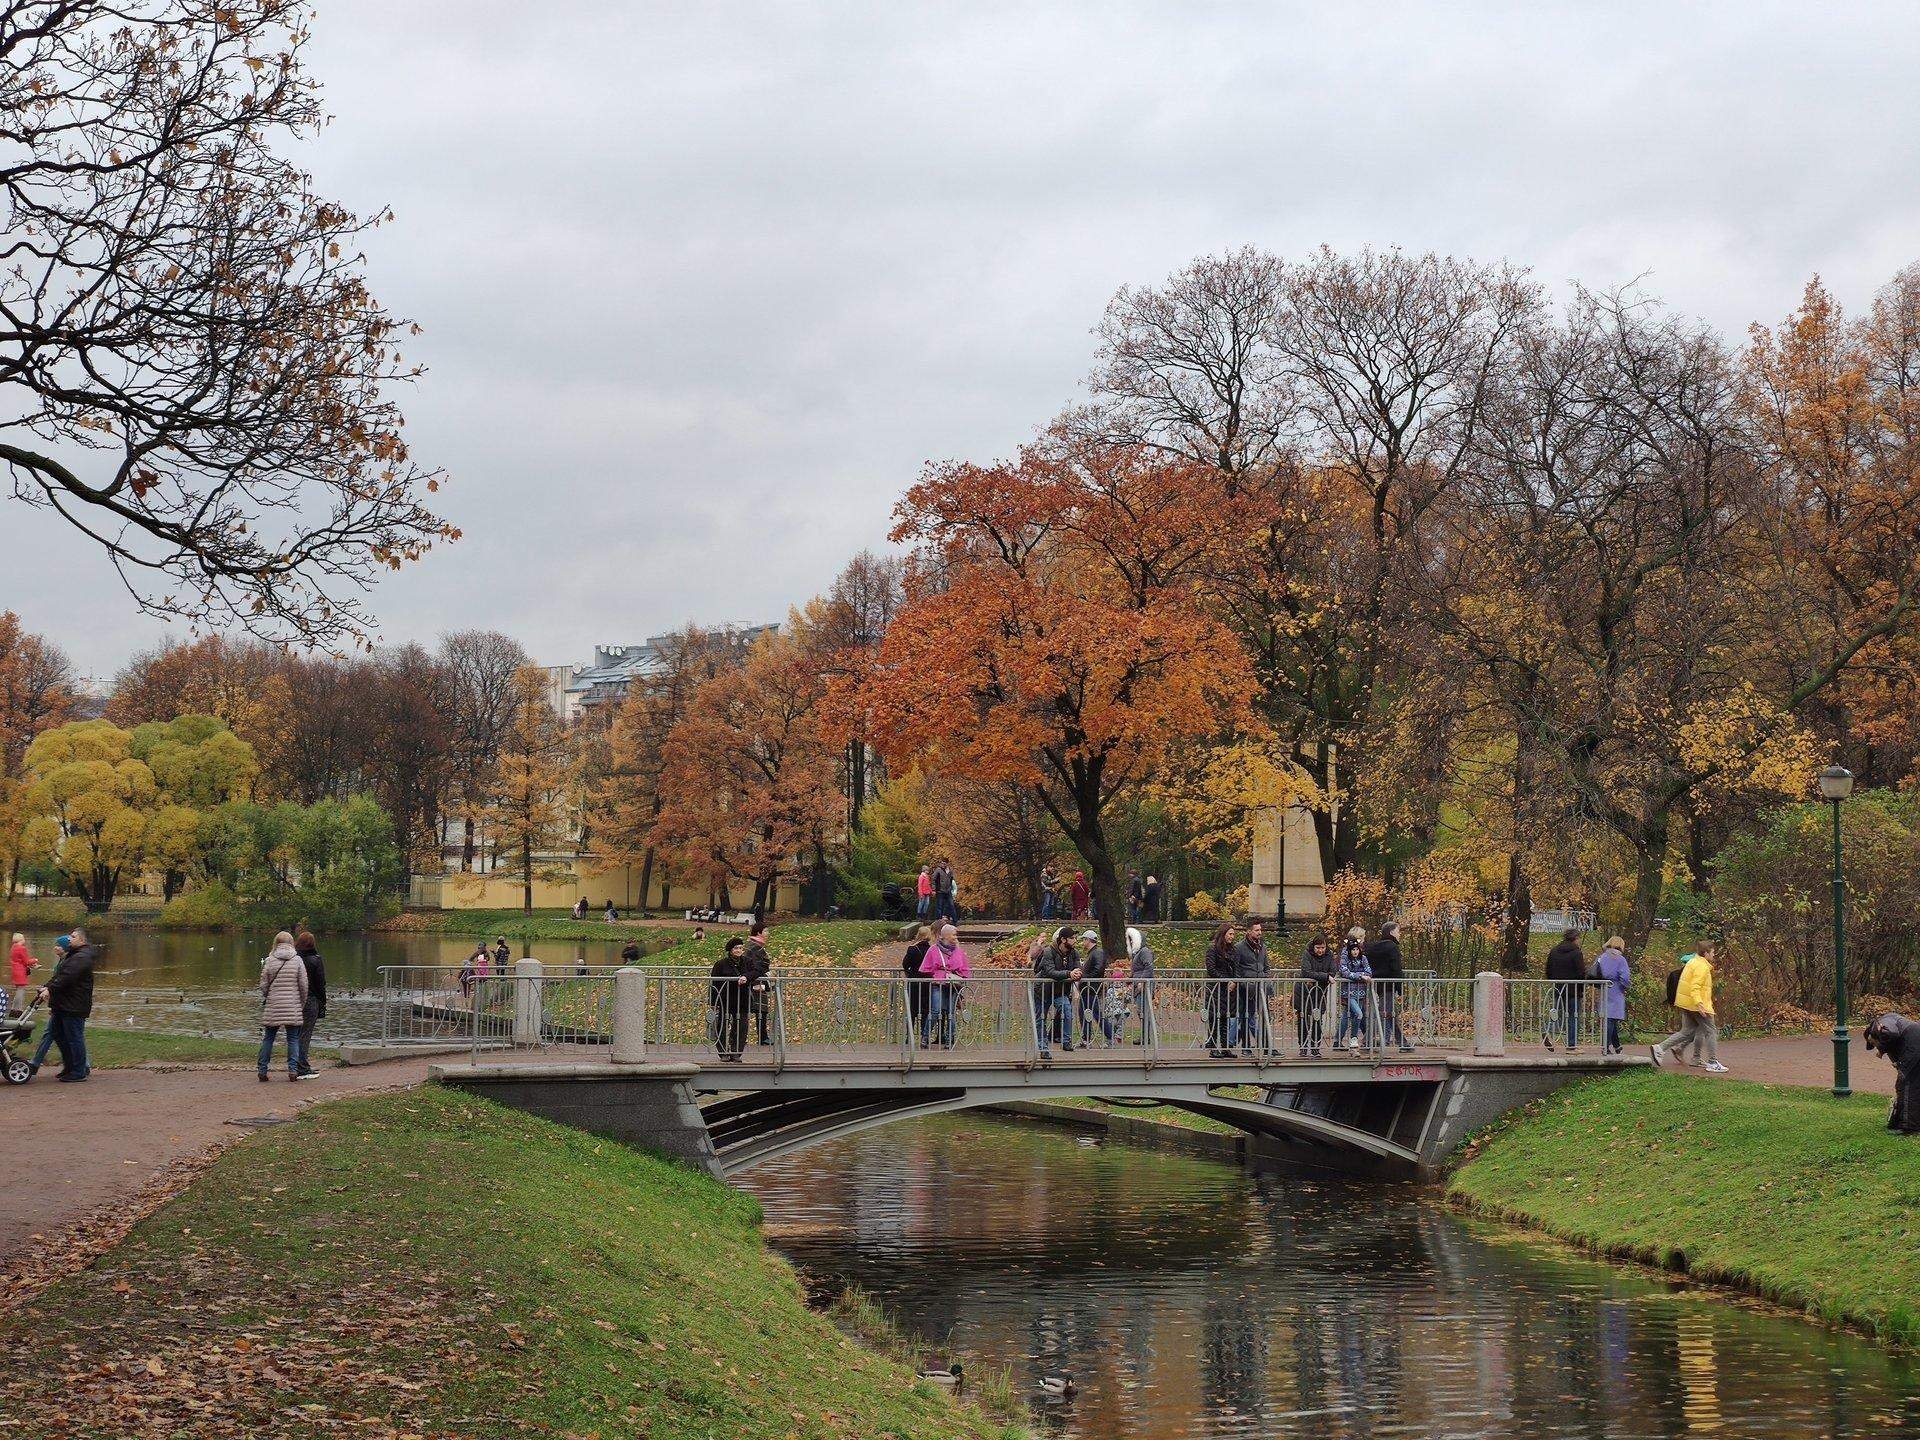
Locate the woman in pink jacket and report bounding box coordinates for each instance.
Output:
[917,924,970,1048]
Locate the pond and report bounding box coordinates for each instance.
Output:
[5,923,683,1044]
[740,1113,1920,1438]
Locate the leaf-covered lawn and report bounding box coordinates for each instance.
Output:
[0,1087,1019,1438]
[1448,1069,1920,1344]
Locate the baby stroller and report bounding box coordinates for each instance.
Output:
[2,993,41,1085]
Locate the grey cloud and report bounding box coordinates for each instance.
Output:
[8,0,1920,678]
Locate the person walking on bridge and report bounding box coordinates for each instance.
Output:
[710,937,750,1061]
[743,923,773,1046]
[1295,934,1335,1056]
[1031,927,1080,1058]
[918,924,969,1047]
[1594,936,1631,1055]
[1543,930,1588,1052]
[902,925,933,1044]
[1651,942,1724,1072]
[1365,921,1410,1051]
[1335,930,1372,1052]
[1076,930,1119,1045]
[1232,921,1273,1056]
[1126,927,1156,1045]
[1204,923,1239,1057]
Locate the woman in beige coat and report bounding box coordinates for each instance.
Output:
[258,931,311,1082]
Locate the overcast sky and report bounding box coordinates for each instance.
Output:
[10,0,1920,683]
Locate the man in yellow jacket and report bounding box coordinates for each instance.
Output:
[1651,942,1727,1072]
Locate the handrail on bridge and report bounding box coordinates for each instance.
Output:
[377,964,1607,1068]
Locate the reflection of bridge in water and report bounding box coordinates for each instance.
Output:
[414,969,1643,1180]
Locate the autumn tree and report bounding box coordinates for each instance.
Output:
[818,550,906,831]
[482,665,571,913]
[0,1,453,643]
[651,629,841,921]
[862,437,1254,959]
[18,718,161,908]
[0,613,77,894]
[592,627,749,913]
[108,637,294,784]
[439,630,531,870]
[1086,246,1536,874]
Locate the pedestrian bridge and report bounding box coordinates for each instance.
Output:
[417,969,1641,1180]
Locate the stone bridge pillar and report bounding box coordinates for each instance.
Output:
[611,966,647,1064]
[1473,971,1505,1057]
[512,958,544,1046]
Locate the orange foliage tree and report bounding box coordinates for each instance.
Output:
[860,436,1255,957]
[650,629,841,920]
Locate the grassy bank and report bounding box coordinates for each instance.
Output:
[0,1086,1021,1439]
[1447,1070,1920,1345]
[85,1027,278,1067]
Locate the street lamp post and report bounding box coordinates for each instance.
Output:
[1818,764,1855,1099]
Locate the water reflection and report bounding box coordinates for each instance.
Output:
[741,1115,1920,1438]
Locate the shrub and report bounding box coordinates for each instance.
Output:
[1712,789,1920,1014]
[1,894,86,928]
[157,881,241,929]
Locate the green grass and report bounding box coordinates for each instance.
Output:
[1447,1069,1920,1345]
[0,1087,1022,1438]
[644,920,899,969]
[82,1027,278,1067]
[1043,1094,1244,1135]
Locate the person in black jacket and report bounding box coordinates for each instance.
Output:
[1295,935,1336,1056]
[1365,922,1410,1051]
[710,938,751,1060]
[41,925,96,1081]
[1231,922,1273,1055]
[1865,1013,1920,1133]
[902,926,933,1042]
[1543,930,1588,1052]
[1076,930,1118,1044]
[1030,928,1080,1058]
[743,923,773,1045]
[295,930,326,1079]
[1203,924,1239,1057]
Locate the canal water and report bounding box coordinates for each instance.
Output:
[5,924,676,1044]
[741,1114,1920,1438]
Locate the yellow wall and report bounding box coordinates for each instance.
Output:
[425,865,801,914]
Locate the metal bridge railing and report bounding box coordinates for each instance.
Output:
[379,965,1603,1064]
[1503,978,1608,1053]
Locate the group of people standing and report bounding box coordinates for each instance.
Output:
[1203,922,1410,1058]
[256,930,327,1081]
[914,860,960,924]
[1023,925,1156,1057]
[8,928,98,1081]
[707,923,774,1059]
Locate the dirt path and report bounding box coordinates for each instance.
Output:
[1671,1032,1894,1095]
[0,1057,436,1264]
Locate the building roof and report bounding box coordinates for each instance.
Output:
[561,624,779,703]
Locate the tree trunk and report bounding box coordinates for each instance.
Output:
[1624,813,1670,953]
[462,815,475,872]
[637,846,656,917]
[1501,851,1531,972]
[521,838,533,914]
[750,874,770,926]
[847,739,868,834]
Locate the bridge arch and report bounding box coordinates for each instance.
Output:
[700,1083,1427,1177]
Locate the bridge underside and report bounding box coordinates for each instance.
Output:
[433,1052,1640,1181]
[697,1079,1439,1176]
